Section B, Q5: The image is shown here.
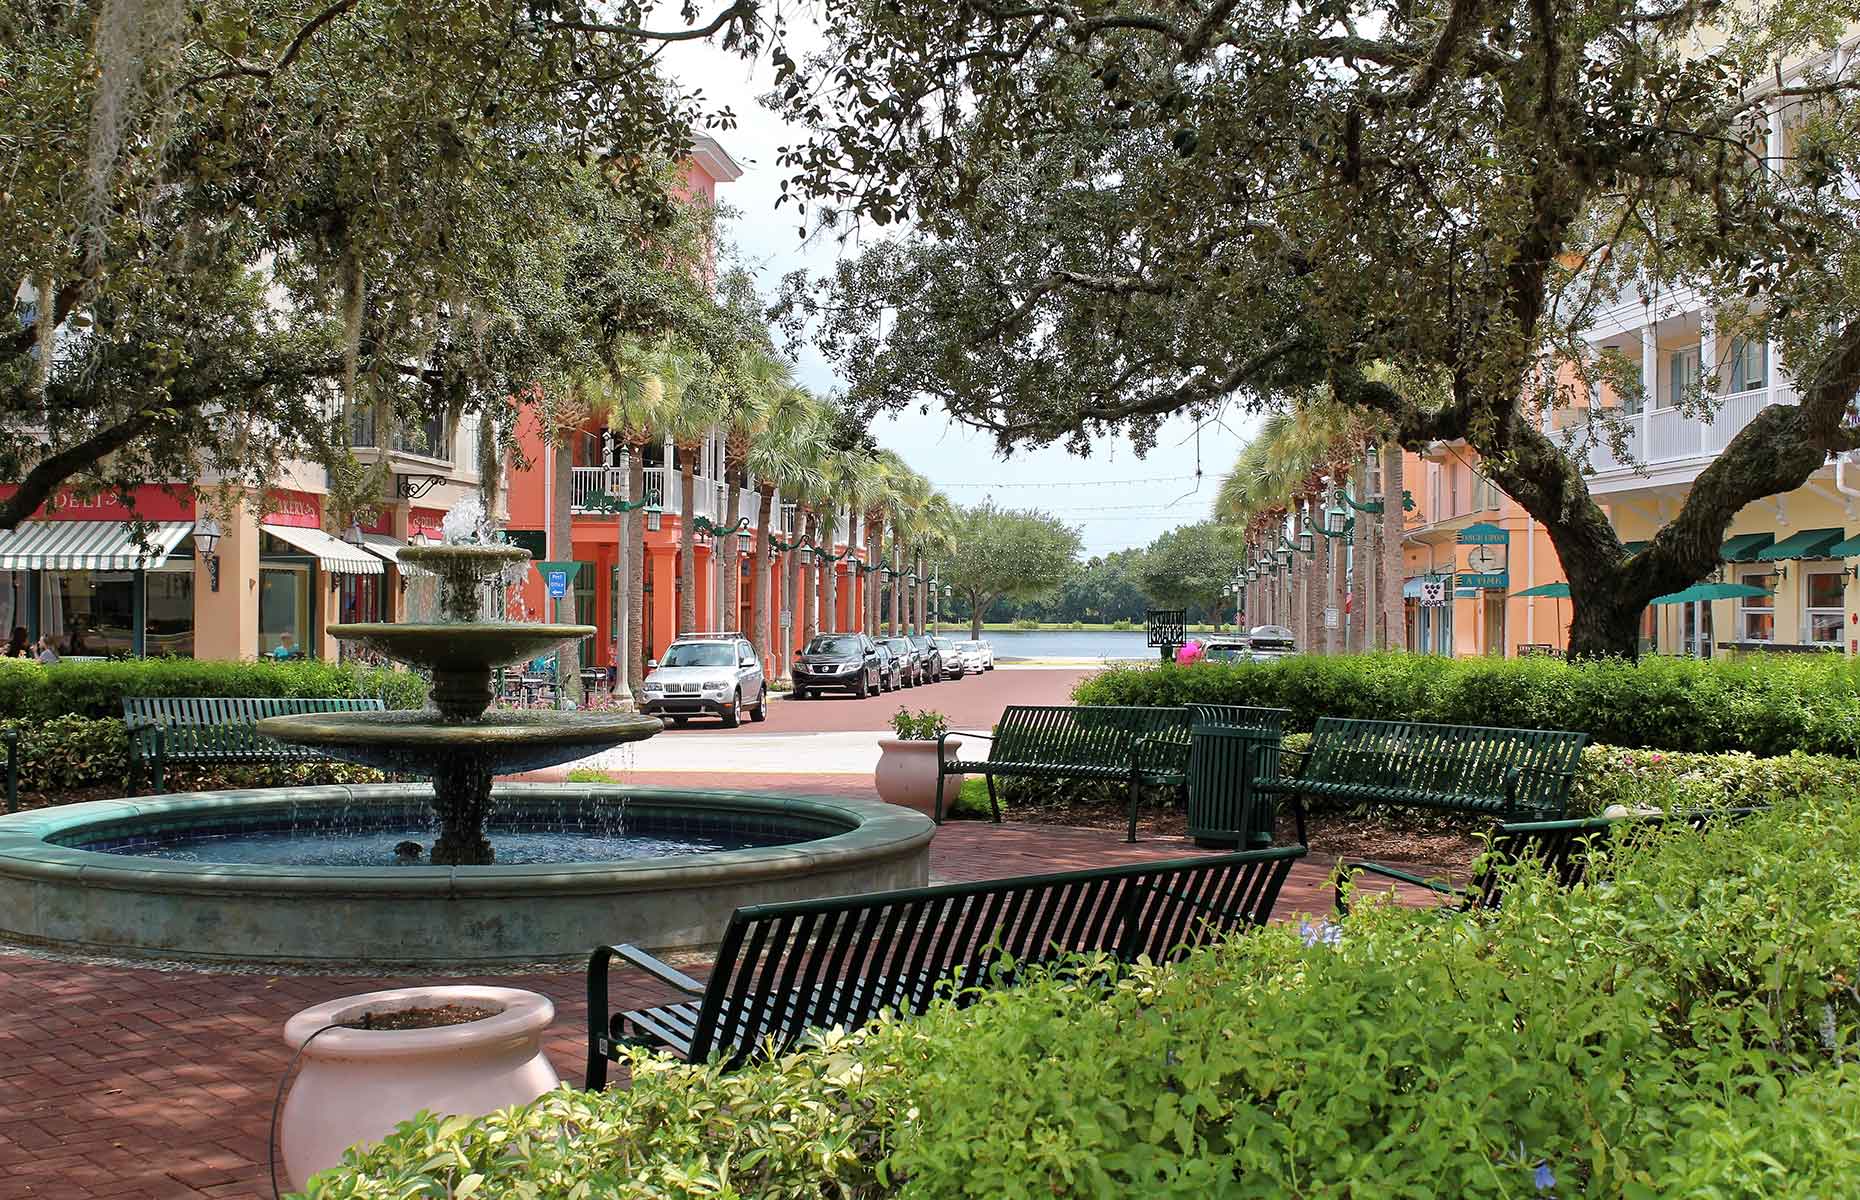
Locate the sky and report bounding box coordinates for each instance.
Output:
[657,36,1258,559]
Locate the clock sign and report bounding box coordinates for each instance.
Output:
[1466,544,1505,573]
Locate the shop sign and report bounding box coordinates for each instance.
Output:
[1457,522,1510,546]
[1460,572,1510,590]
[355,506,392,535]
[1420,578,1450,607]
[262,489,322,528]
[0,483,195,522]
[408,507,447,541]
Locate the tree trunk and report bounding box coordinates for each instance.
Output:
[821,516,839,633]
[550,430,583,705]
[889,537,902,635]
[864,513,881,633]
[677,445,696,634]
[626,443,647,693]
[751,482,774,675]
[721,462,742,634]
[801,512,820,645]
[969,590,985,639]
[1381,443,1405,650]
[1349,466,1369,654]
[784,512,804,667]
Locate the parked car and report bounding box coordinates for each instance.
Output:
[874,640,906,691]
[791,633,882,699]
[908,633,943,681]
[1245,625,1297,661]
[952,638,995,671]
[882,636,922,686]
[639,633,767,727]
[932,636,969,678]
[1199,637,1252,662]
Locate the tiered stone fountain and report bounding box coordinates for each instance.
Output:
[257,539,656,864]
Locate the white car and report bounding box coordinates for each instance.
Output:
[1244,626,1296,661]
[953,638,995,671]
[640,633,767,728]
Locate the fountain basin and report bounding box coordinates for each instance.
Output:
[256,710,664,775]
[0,784,933,966]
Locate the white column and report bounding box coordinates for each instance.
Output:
[1641,323,1658,413]
[1699,315,1715,454]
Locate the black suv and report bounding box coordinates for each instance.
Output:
[908,633,943,682]
[882,636,922,686]
[792,633,881,699]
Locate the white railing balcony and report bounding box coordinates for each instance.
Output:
[1559,385,1791,483]
[570,466,629,511]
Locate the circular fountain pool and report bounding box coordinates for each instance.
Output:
[0,784,932,967]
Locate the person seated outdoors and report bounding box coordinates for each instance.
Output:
[5,626,27,658]
[34,638,60,665]
[271,632,298,660]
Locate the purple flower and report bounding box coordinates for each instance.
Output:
[1534,1163,1555,1192]
[1299,918,1342,948]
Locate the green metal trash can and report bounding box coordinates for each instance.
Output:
[1185,705,1289,849]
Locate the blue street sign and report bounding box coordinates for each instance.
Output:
[545,569,569,599]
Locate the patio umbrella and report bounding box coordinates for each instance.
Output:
[1513,582,1571,598]
[1650,582,1771,605]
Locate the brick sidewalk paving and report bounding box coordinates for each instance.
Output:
[0,783,1400,1200]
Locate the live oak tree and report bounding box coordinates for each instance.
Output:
[770,0,1860,658]
[935,503,1081,639]
[1,0,762,531]
[1137,521,1244,625]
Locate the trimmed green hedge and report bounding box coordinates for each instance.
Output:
[304,790,1860,1197]
[955,738,1860,820]
[0,657,425,721]
[1071,653,1860,756]
[0,715,386,800]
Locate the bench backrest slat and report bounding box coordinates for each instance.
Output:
[1303,717,1587,816]
[1470,809,1758,908]
[991,705,1191,772]
[688,848,1301,1066]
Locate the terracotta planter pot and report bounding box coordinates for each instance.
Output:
[280,985,559,1191]
[875,735,962,818]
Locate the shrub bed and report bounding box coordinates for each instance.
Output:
[304,791,1860,1197]
[1072,652,1860,756]
[0,657,425,722]
[0,716,385,802]
[956,736,1860,821]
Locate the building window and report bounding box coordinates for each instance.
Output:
[1666,345,1701,408]
[1622,361,1644,416]
[348,407,379,448]
[1,571,25,649]
[1726,337,1768,395]
[337,572,382,625]
[259,566,311,658]
[1804,570,1844,645]
[42,571,135,656]
[145,562,195,658]
[1738,571,1774,643]
[574,560,598,657]
[393,412,451,461]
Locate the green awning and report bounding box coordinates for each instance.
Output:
[1828,533,1860,558]
[1622,540,1650,556]
[1756,528,1843,561]
[1720,532,1776,562]
[1513,582,1571,598]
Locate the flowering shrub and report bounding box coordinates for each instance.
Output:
[305,791,1860,1197]
[888,707,949,740]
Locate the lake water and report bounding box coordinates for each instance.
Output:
[951,629,1177,661]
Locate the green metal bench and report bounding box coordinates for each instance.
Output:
[1253,717,1588,828]
[934,704,1192,841]
[1185,705,1292,849]
[586,844,1306,1087]
[1336,808,1758,914]
[122,696,387,792]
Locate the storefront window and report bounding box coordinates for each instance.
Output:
[1,571,25,649]
[337,572,382,625]
[1738,572,1774,642]
[145,563,195,658]
[1804,571,1844,645]
[574,561,597,659]
[41,571,135,656]
[260,566,310,658]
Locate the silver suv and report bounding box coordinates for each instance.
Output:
[640,634,767,728]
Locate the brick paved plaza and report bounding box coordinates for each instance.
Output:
[0,804,1399,1200]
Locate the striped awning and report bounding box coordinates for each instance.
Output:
[357,532,406,567]
[262,525,382,575]
[0,521,191,570]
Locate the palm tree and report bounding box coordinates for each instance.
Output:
[887,468,933,632]
[601,338,680,694]
[742,383,815,674]
[718,349,794,646]
[915,493,958,633]
[657,352,715,636]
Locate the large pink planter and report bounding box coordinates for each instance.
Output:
[875,736,963,819]
[280,985,560,1191]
